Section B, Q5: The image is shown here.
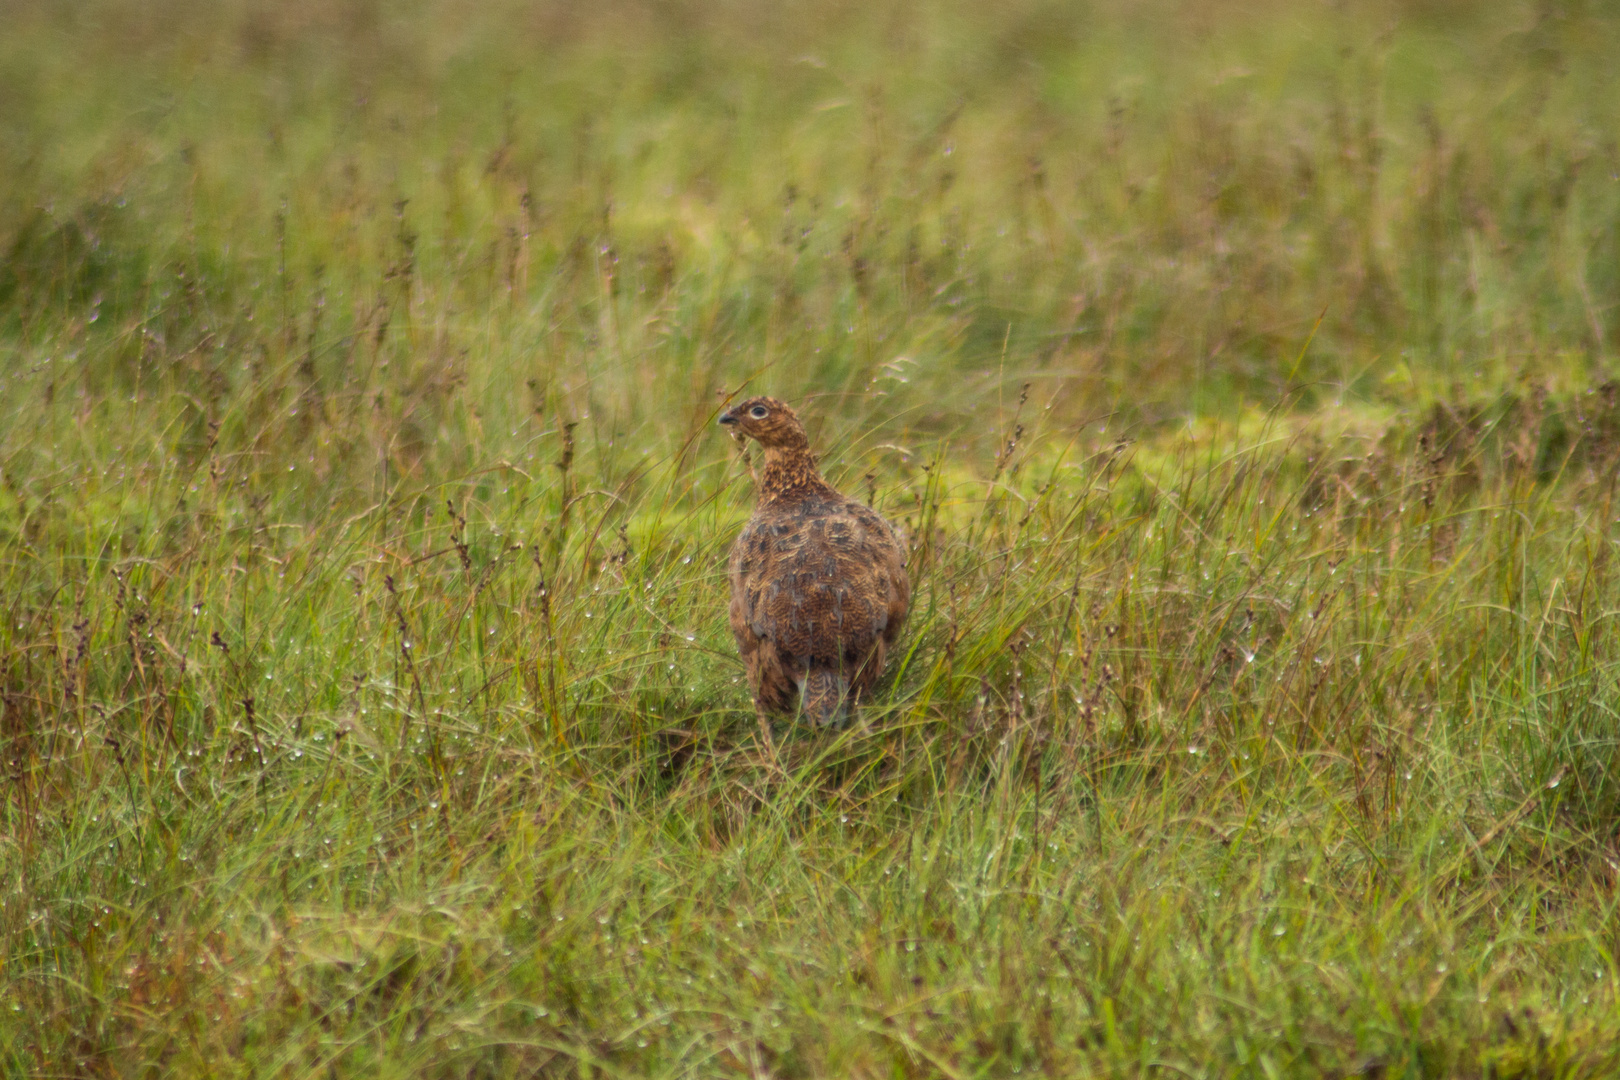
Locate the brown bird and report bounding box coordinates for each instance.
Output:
[719,396,910,726]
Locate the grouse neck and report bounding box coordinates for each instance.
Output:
[758,443,830,499]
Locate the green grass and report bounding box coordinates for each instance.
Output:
[4,0,1620,1075]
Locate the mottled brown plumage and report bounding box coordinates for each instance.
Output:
[719,396,910,726]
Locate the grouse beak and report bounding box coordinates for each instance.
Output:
[717,410,738,426]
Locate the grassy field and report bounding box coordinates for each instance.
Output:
[4,0,1620,1075]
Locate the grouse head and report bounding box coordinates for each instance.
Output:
[717,396,809,451]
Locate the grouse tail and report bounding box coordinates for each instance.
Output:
[800,668,851,727]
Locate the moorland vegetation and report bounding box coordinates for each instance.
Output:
[3,0,1620,1075]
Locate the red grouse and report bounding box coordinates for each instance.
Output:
[719,396,910,725]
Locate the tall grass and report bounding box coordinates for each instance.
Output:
[3,0,1620,1075]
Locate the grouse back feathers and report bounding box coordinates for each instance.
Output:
[719,396,910,725]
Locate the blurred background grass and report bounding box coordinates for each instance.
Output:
[4,0,1617,449]
[4,0,1620,1076]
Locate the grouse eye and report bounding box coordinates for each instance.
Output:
[749,405,769,419]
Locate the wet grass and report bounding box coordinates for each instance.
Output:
[4,0,1620,1076]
